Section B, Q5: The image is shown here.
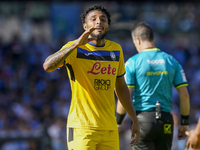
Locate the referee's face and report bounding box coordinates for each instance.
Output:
[84,10,109,40]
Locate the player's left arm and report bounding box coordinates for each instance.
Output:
[116,86,133,115]
[115,76,140,146]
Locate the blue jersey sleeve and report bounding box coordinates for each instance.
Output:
[125,58,135,86]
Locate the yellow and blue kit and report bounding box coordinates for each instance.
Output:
[59,40,125,130]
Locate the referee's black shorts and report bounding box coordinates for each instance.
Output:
[132,111,173,150]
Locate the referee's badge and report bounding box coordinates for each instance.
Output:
[110,52,116,61]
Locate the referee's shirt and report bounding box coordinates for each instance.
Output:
[125,48,188,112]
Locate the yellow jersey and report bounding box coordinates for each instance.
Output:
[59,40,125,130]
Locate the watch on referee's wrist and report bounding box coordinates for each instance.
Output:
[181,115,189,125]
[116,112,126,126]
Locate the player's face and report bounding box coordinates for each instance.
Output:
[84,10,109,40]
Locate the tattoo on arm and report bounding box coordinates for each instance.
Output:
[44,43,77,71]
[46,50,66,67]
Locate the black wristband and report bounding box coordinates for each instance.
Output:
[116,112,126,125]
[181,115,189,125]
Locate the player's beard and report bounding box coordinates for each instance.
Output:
[90,30,108,41]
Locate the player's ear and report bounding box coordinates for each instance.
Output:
[83,23,87,30]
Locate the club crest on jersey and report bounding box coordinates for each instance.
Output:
[110,51,116,61]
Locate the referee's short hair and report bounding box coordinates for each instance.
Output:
[132,22,154,42]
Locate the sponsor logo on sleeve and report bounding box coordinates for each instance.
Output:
[181,70,187,82]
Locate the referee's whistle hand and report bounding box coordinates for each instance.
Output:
[130,123,140,147]
[178,125,189,140]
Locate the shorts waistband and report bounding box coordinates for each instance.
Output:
[136,111,171,114]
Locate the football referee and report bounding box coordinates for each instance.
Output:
[116,22,190,150]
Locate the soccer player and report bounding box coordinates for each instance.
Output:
[116,22,190,150]
[185,117,200,149]
[43,4,140,150]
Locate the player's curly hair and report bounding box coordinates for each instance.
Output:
[80,4,111,25]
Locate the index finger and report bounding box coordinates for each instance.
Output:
[82,26,97,38]
[86,26,97,33]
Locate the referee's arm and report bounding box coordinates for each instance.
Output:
[177,86,190,117]
[176,86,190,140]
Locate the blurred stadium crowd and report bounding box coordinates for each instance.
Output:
[0,1,200,150]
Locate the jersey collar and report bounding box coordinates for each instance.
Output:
[88,42,105,47]
[143,48,160,51]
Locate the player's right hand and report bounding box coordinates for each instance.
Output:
[130,121,140,147]
[75,26,97,46]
